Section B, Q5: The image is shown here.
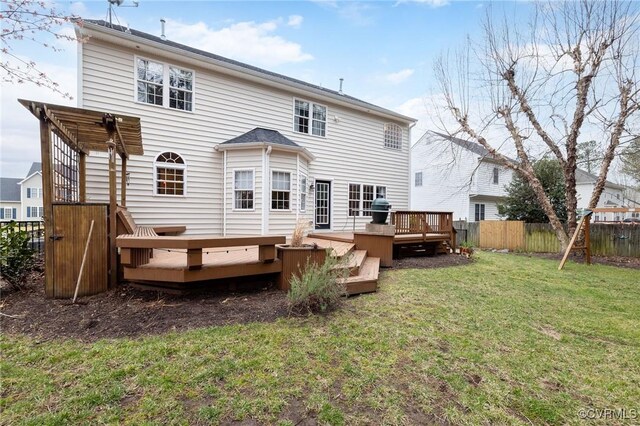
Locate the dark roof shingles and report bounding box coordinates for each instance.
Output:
[221,128,300,147]
[26,162,42,177]
[0,178,21,202]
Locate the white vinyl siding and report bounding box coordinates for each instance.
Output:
[81,36,411,235]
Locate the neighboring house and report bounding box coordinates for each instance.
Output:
[0,162,43,221]
[76,21,416,235]
[411,131,513,222]
[575,169,633,222]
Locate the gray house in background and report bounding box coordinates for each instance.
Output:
[0,162,43,221]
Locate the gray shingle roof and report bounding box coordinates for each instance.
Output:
[26,162,42,177]
[430,131,490,156]
[82,20,414,123]
[221,128,301,147]
[0,178,21,202]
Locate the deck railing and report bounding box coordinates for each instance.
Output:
[390,211,454,238]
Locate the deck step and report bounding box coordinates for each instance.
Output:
[304,238,354,259]
[338,257,380,296]
[335,249,367,277]
[307,233,355,243]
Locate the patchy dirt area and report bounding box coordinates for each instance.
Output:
[516,252,640,269]
[393,253,473,269]
[2,253,467,342]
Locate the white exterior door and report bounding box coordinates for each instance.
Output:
[315,181,331,230]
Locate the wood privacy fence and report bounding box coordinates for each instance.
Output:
[454,221,640,257]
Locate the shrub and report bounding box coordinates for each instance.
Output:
[287,254,348,315]
[0,222,36,290]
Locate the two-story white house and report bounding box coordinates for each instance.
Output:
[411,131,513,222]
[75,20,416,235]
[0,162,44,221]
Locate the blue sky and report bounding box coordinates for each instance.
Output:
[1,0,529,177]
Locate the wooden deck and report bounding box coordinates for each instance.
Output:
[122,246,282,282]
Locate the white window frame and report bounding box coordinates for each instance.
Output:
[153,151,187,197]
[233,168,255,211]
[299,174,307,212]
[3,208,14,219]
[415,172,423,187]
[27,187,41,198]
[293,98,327,137]
[348,183,387,217]
[383,123,402,150]
[135,55,195,112]
[271,170,291,211]
[475,203,485,221]
[493,167,499,185]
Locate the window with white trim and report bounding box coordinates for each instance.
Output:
[475,203,485,221]
[294,99,326,137]
[299,175,307,212]
[2,208,16,220]
[348,184,361,217]
[415,172,423,187]
[234,170,254,210]
[26,187,42,198]
[384,123,402,150]
[155,152,186,195]
[348,184,387,217]
[493,167,499,185]
[271,171,291,210]
[136,57,193,111]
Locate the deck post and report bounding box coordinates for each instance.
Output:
[258,244,276,262]
[186,248,203,270]
[39,117,54,297]
[108,139,118,288]
[121,155,127,207]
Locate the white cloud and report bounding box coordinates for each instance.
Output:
[311,1,376,26]
[384,68,414,85]
[287,15,304,28]
[396,0,450,8]
[164,19,313,67]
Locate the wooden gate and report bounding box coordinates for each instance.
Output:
[479,221,525,251]
[48,204,108,298]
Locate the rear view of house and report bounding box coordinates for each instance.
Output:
[76,20,416,235]
[411,131,513,222]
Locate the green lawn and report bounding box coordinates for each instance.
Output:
[2,252,639,425]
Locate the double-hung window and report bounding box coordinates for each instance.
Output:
[1,208,16,220]
[272,171,291,210]
[415,172,423,187]
[155,152,186,195]
[299,175,307,212]
[234,170,254,210]
[493,167,499,185]
[475,204,485,221]
[136,57,193,111]
[294,99,326,137]
[26,188,42,198]
[348,184,387,217]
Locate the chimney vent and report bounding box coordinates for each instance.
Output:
[160,19,166,40]
[339,78,344,95]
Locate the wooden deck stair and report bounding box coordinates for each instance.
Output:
[306,237,379,296]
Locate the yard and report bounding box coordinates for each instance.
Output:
[1,252,639,425]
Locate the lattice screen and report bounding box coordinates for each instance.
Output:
[51,131,80,203]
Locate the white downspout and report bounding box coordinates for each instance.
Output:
[223,150,227,236]
[296,154,300,222]
[262,146,272,235]
[408,122,417,210]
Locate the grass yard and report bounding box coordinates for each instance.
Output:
[1,252,639,425]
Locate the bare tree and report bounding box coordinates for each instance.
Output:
[434,0,640,250]
[1,0,80,98]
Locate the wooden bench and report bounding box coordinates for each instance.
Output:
[116,206,186,236]
[117,235,286,270]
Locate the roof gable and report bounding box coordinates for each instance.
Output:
[26,162,42,177]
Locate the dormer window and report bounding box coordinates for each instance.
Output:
[384,123,402,150]
[294,99,326,137]
[136,57,193,112]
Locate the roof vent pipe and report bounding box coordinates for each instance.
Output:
[339,78,344,95]
[160,19,166,40]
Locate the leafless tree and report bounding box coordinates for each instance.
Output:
[1,0,80,98]
[434,0,640,250]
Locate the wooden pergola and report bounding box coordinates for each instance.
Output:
[19,99,144,296]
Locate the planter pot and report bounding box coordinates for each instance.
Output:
[277,245,328,291]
